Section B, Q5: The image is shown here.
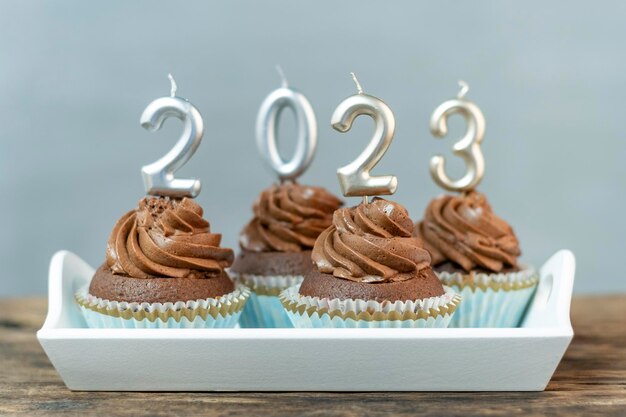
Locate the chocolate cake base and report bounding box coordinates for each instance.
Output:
[298,268,445,303]
[89,264,235,304]
[434,261,520,275]
[230,250,314,276]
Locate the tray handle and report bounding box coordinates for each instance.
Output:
[40,250,94,330]
[522,249,576,329]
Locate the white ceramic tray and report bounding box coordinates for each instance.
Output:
[37,249,575,391]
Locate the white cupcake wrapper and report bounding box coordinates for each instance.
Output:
[436,266,539,328]
[230,272,304,328]
[75,284,250,329]
[279,285,461,328]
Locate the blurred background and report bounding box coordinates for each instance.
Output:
[1,1,624,296]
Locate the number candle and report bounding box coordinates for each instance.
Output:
[140,74,204,198]
[256,66,317,183]
[429,80,485,193]
[331,72,398,204]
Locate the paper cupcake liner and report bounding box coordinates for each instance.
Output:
[231,272,304,297]
[75,284,250,329]
[230,272,303,328]
[279,285,461,328]
[436,266,539,328]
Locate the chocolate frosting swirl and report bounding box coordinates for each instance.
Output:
[106,197,233,279]
[414,191,521,272]
[311,198,432,283]
[239,183,343,252]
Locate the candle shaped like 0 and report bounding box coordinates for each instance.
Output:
[140,74,204,198]
[429,80,485,193]
[331,73,397,203]
[256,66,317,182]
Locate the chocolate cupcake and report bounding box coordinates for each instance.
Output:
[230,182,342,327]
[76,197,249,328]
[280,198,460,328]
[414,191,538,327]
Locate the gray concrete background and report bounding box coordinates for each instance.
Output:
[1,1,624,296]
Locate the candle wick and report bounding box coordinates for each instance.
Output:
[276,65,288,88]
[350,72,364,95]
[457,80,469,99]
[168,73,178,97]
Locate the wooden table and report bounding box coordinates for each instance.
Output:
[1,296,624,416]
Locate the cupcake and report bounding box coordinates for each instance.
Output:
[76,197,249,328]
[280,198,461,328]
[230,182,342,328]
[414,191,538,327]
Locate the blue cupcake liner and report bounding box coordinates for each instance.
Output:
[280,285,461,328]
[437,267,539,328]
[75,284,250,329]
[231,273,303,328]
[284,310,456,328]
[448,284,537,328]
[239,292,294,328]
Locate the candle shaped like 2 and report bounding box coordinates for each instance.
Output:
[256,66,317,182]
[429,80,485,193]
[140,74,204,198]
[331,73,397,203]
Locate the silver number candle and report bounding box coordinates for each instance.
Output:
[331,73,397,203]
[429,80,485,193]
[256,66,317,182]
[140,74,204,198]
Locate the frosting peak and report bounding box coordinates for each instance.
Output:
[239,183,343,252]
[106,197,233,278]
[414,191,521,272]
[312,198,432,283]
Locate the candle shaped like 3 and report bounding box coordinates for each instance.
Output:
[140,74,204,198]
[331,73,397,203]
[256,66,317,182]
[429,80,485,193]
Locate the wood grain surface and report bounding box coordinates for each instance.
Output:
[1,296,624,417]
